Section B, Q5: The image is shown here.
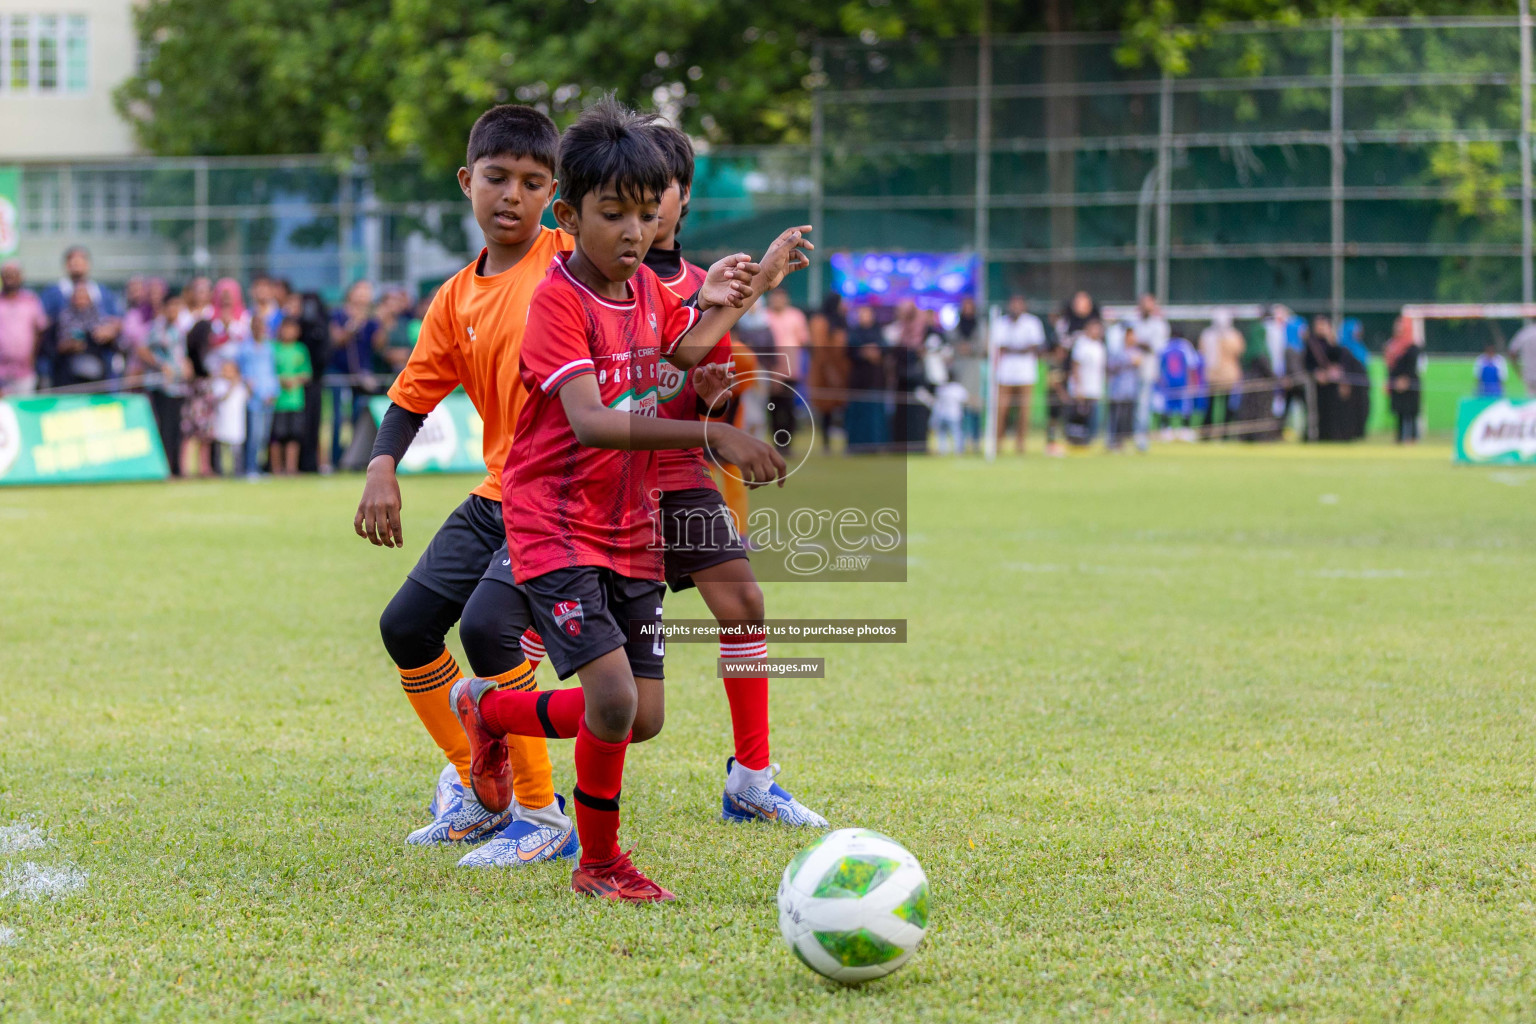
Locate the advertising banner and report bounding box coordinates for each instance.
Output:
[0,166,18,258]
[367,393,484,475]
[0,394,169,485]
[1454,396,1536,464]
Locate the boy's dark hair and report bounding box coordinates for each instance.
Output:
[466,104,560,173]
[279,316,303,334]
[647,123,695,194]
[557,95,669,210]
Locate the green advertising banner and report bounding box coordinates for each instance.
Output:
[1453,396,1536,464]
[368,393,484,475]
[0,394,169,485]
[0,166,19,257]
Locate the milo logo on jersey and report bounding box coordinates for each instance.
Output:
[656,362,688,405]
[604,385,659,416]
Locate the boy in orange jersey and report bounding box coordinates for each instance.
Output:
[354,105,577,862]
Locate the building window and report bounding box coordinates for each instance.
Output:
[7,17,29,91]
[64,16,86,91]
[61,171,150,238]
[21,170,62,234]
[0,13,88,94]
[37,16,57,90]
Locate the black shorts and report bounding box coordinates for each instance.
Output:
[407,494,505,604]
[660,487,747,592]
[520,566,666,681]
[269,409,305,443]
[481,544,516,587]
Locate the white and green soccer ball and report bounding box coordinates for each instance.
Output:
[777,828,929,984]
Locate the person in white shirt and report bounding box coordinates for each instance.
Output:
[1128,293,1169,450]
[1509,320,1536,397]
[1069,318,1108,444]
[930,371,969,455]
[174,277,215,333]
[989,294,1045,454]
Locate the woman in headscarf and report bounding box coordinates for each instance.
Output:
[885,299,925,349]
[1384,316,1422,444]
[806,293,850,453]
[210,277,251,348]
[845,304,890,453]
[1198,308,1244,440]
[1056,290,1100,339]
[1304,315,1350,441]
[120,277,164,387]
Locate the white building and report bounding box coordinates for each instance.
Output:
[0,0,146,279]
[0,0,139,160]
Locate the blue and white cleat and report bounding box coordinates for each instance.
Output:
[406,782,512,846]
[458,794,579,868]
[426,763,459,819]
[721,757,829,828]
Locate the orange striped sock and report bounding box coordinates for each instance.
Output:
[399,649,470,788]
[486,660,556,812]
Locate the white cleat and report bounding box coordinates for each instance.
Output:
[721,757,829,828]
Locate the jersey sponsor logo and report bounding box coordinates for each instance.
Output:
[657,363,687,402]
[605,386,659,415]
[553,599,584,637]
[466,326,477,343]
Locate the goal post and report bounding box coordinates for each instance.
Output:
[1398,303,1536,436]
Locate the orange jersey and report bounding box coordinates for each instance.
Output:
[387,227,572,501]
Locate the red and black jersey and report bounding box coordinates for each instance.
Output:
[653,257,732,494]
[502,252,700,583]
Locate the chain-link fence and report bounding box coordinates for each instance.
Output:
[12,16,1536,351]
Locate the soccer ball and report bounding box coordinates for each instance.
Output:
[777,828,929,985]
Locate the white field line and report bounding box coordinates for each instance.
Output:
[1,862,88,901]
[0,823,47,854]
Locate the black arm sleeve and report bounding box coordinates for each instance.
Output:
[370,402,428,466]
[697,392,740,423]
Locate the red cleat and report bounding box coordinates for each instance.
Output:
[571,850,676,902]
[449,677,511,813]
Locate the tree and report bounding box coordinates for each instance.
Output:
[120,1,1525,165]
[119,0,1035,166]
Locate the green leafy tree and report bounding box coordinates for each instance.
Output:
[119,0,1041,165]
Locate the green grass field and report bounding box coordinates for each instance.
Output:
[3,444,1536,1022]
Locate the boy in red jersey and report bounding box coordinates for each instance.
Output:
[450,97,809,901]
[353,105,577,859]
[642,123,826,827]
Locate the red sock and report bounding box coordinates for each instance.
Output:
[720,629,770,770]
[480,685,584,739]
[521,628,546,672]
[573,717,628,866]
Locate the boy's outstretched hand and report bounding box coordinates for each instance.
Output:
[693,362,733,412]
[756,225,814,294]
[699,254,761,310]
[709,423,787,489]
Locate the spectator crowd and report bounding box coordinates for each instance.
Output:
[6,245,1532,473]
[738,287,1450,456]
[0,246,428,478]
